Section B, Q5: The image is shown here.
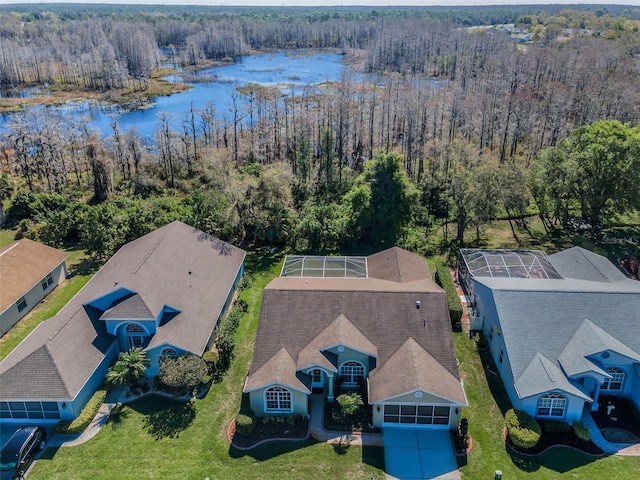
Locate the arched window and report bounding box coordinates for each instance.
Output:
[340,361,365,384]
[537,393,566,418]
[602,367,625,391]
[159,348,178,365]
[264,386,292,413]
[125,323,146,349]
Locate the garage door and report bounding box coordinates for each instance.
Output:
[383,404,450,427]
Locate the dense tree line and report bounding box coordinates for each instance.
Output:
[1,6,639,254]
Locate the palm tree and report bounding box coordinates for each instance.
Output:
[106,347,149,387]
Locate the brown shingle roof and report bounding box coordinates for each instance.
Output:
[1,221,245,400]
[369,337,467,404]
[244,347,311,393]
[246,248,465,403]
[297,314,377,371]
[0,238,68,313]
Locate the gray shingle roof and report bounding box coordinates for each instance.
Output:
[246,248,465,405]
[476,247,640,401]
[514,352,591,400]
[548,246,628,282]
[0,221,245,401]
[100,293,153,320]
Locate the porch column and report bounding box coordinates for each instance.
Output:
[327,373,334,403]
[591,382,601,412]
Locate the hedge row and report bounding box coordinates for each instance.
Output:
[505,408,541,449]
[573,420,591,441]
[433,259,463,325]
[55,388,108,435]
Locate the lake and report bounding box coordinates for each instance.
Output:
[0,50,347,139]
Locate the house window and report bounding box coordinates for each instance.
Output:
[499,350,504,364]
[16,297,27,312]
[602,368,625,391]
[340,361,365,384]
[264,386,292,413]
[125,323,146,349]
[312,369,322,383]
[537,394,566,418]
[159,348,178,364]
[41,273,54,291]
[489,328,493,341]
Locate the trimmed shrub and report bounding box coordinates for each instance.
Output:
[159,354,208,391]
[505,409,541,449]
[572,420,591,442]
[433,259,463,326]
[55,388,107,435]
[235,414,255,437]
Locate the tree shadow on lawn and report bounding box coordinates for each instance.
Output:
[127,395,196,440]
[509,445,606,474]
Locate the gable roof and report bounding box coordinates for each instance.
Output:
[369,337,467,404]
[514,352,591,401]
[296,314,377,371]
[0,238,68,313]
[0,221,245,401]
[475,247,640,402]
[100,293,154,320]
[244,348,311,393]
[246,247,465,404]
[548,246,628,282]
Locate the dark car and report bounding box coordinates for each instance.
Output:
[0,426,46,480]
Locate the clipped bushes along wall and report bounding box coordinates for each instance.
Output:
[572,420,591,442]
[505,408,541,449]
[433,258,463,326]
[235,414,256,437]
[55,388,108,435]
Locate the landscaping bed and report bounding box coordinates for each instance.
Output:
[506,422,603,456]
[591,396,640,439]
[231,415,309,449]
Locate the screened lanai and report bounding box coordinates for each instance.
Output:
[281,256,368,278]
[458,249,561,295]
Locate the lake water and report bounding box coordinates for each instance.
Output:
[0,51,347,139]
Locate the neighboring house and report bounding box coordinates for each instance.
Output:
[0,239,68,337]
[0,221,245,424]
[458,247,640,424]
[244,248,467,429]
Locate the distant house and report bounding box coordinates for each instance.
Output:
[0,221,245,424]
[244,248,467,429]
[458,247,640,424]
[0,239,68,337]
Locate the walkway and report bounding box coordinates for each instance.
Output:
[581,409,640,456]
[308,394,383,446]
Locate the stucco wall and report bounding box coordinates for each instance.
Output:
[249,385,308,417]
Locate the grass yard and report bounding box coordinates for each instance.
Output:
[27,248,386,480]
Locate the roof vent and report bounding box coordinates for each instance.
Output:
[416,301,421,310]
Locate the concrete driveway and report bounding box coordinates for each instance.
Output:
[383,428,461,480]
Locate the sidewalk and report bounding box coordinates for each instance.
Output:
[49,386,125,448]
[308,394,383,447]
[581,409,640,456]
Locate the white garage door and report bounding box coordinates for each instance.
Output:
[383,404,450,427]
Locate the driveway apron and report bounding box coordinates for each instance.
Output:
[383,428,461,480]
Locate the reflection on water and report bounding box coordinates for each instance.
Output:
[0,51,346,138]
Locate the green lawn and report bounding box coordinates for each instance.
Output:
[28,248,386,480]
[19,246,640,479]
